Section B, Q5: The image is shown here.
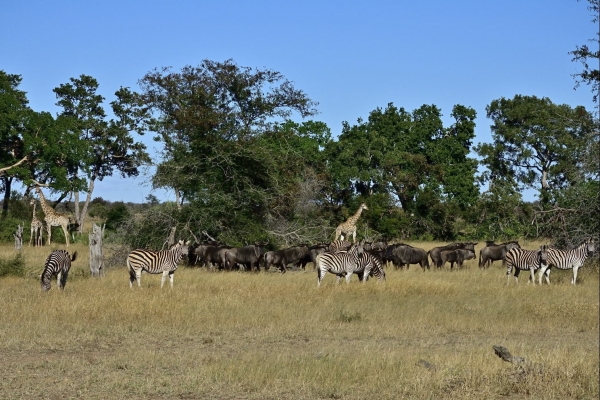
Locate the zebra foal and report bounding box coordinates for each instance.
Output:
[127,240,190,288]
[40,250,77,291]
[505,245,549,286]
[538,238,596,285]
[316,241,370,286]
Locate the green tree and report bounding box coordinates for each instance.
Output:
[53,75,150,232]
[0,71,85,217]
[326,103,478,239]
[476,95,595,204]
[570,0,599,103]
[136,60,319,244]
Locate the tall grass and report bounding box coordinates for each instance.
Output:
[0,241,598,399]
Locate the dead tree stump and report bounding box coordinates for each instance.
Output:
[14,224,23,250]
[89,223,105,277]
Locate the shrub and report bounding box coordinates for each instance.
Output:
[0,252,25,277]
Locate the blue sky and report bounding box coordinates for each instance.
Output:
[2,0,596,203]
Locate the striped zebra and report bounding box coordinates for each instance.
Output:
[40,250,77,291]
[327,239,352,252]
[538,238,596,285]
[353,252,386,283]
[316,241,369,286]
[505,245,549,286]
[127,240,190,288]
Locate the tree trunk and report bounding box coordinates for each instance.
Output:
[78,178,96,234]
[1,176,13,218]
[13,224,23,250]
[89,223,105,277]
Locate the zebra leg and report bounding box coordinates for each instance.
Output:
[161,271,169,288]
[527,268,536,285]
[538,265,549,285]
[56,272,63,290]
[59,270,69,290]
[571,266,579,285]
[345,272,352,284]
[169,271,175,288]
[513,268,520,285]
[506,264,513,286]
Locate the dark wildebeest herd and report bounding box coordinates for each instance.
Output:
[187,239,483,274]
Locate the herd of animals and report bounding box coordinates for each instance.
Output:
[23,200,597,291]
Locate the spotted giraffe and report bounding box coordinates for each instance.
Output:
[34,187,71,247]
[29,199,43,247]
[334,203,368,243]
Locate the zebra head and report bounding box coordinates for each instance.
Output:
[584,238,596,256]
[172,240,191,259]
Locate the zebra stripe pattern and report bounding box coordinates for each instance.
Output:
[505,245,549,286]
[316,242,368,286]
[327,239,352,252]
[40,250,77,291]
[127,240,190,288]
[538,239,596,285]
[351,252,386,283]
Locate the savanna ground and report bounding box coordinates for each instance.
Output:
[0,239,598,400]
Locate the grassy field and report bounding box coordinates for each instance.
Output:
[0,241,598,399]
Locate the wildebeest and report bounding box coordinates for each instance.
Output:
[440,249,476,270]
[479,241,521,268]
[298,243,329,270]
[429,242,477,268]
[383,243,430,271]
[263,244,310,273]
[223,243,267,272]
[194,243,232,270]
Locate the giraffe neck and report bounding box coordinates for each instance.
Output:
[347,207,363,224]
[35,188,56,216]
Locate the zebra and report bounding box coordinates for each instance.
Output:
[538,238,596,285]
[505,245,549,286]
[127,240,190,288]
[327,239,352,253]
[352,252,386,283]
[40,250,77,292]
[316,241,368,286]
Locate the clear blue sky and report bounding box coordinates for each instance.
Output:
[2,0,596,203]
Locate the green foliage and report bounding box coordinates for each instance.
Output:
[0,252,25,277]
[570,0,600,103]
[476,95,595,203]
[0,217,26,243]
[105,202,131,231]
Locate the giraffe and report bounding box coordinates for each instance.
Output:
[334,203,368,243]
[34,187,71,247]
[28,199,43,247]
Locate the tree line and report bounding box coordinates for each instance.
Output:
[1,1,598,249]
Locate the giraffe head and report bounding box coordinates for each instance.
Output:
[360,203,368,211]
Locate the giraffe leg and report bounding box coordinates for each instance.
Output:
[61,225,70,246]
[46,225,52,246]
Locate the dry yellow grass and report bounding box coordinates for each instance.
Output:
[0,241,598,399]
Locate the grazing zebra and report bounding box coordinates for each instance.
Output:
[40,250,77,292]
[352,252,386,283]
[538,239,596,285]
[316,241,368,286]
[127,240,190,288]
[505,245,549,286]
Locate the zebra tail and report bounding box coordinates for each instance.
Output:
[70,251,78,262]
